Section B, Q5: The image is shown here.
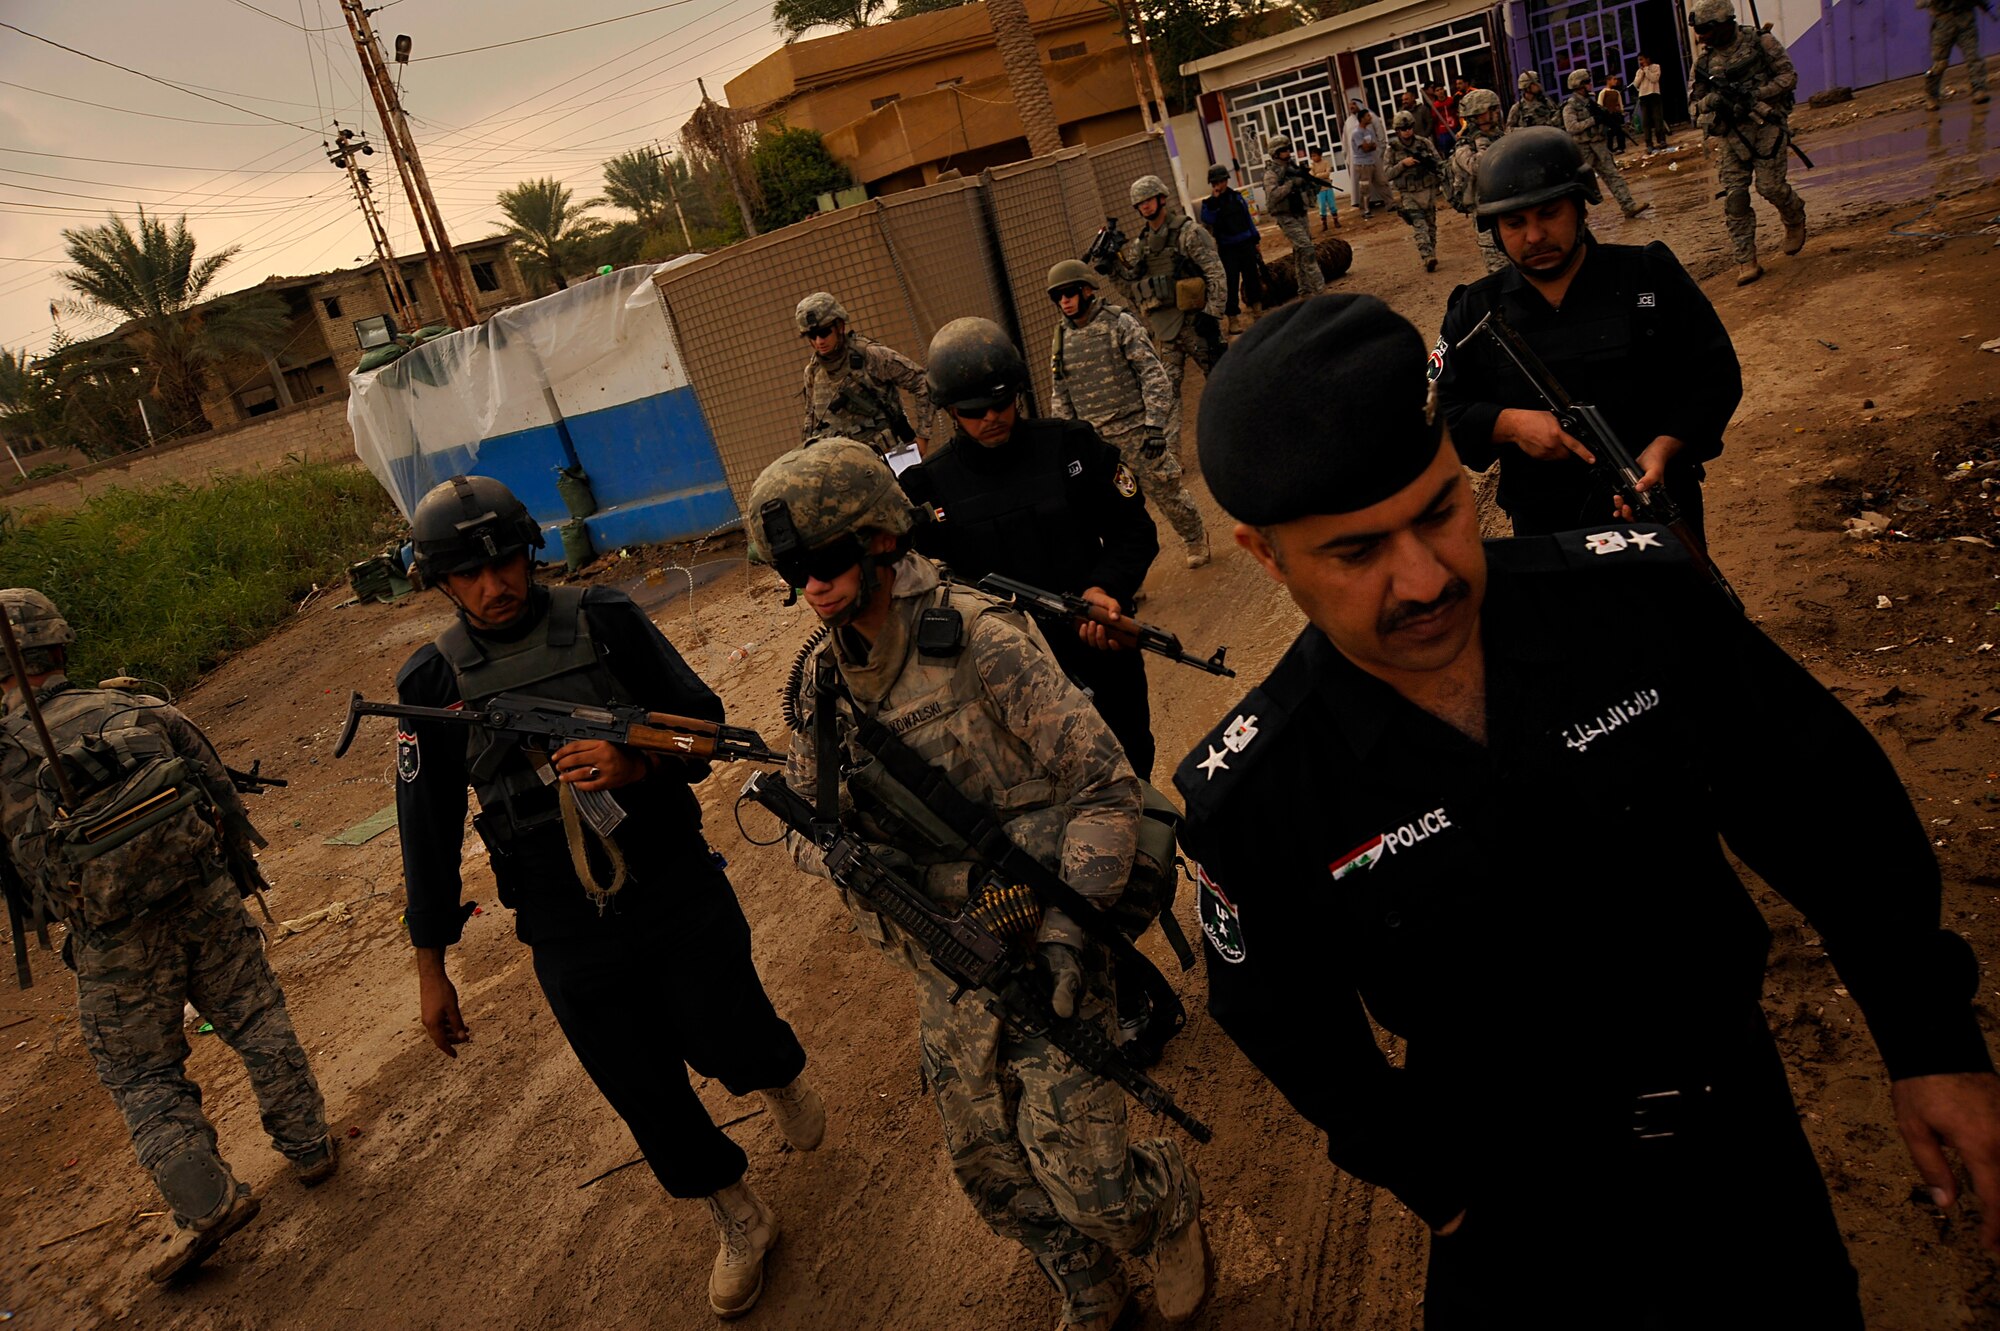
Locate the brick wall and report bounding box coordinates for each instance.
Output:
[2,394,356,516]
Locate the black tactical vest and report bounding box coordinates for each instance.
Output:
[916,423,1094,594]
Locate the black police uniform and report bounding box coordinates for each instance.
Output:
[1434,240,1741,541]
[395,584,806,1199]
[899,417,1162,776]
[1175,531,1988,1328]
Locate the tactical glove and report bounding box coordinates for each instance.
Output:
[1141,432,1167,460]
[1040,942,1085,1019]
[1192,312,1222,347]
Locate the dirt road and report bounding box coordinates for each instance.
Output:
[2,74,1995,1330]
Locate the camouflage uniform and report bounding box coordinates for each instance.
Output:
[0,677,327,1231]
[1262,154,1326,296]
[1563,89,1642,213]
[784,553,1198,1326]
[1448,122,1511,274]
[1926,0,1988,104]
[1049,299,1206,553]
[1507,92,1565,130]
[1114,210,1228,395]
[1383,133,1446,266]
[800,331,941,455]
[1692,25,1807,265]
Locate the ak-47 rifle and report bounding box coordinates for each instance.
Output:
[975,574,1235,677]
[1453,311,1745,613]
[334,691,782,838]
[738,769,1212,1142]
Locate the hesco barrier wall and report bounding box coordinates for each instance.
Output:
[654,132,1177,520]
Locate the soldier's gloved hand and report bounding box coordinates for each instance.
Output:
[1141,431,1168,460]
[1040,943,1085,1019]
[1193,311,1222,346]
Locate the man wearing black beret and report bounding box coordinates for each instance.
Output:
[1433,127,1738,541]
[1176,291,2000,1326]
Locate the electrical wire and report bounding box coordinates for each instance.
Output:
[0,22,320,132]
[219,0,344,32]
[411,1,707,62]
[0,78,308,128]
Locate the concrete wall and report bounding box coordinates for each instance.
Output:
[1,395,353,516]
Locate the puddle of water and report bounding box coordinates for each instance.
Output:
[1792,103,1999,202]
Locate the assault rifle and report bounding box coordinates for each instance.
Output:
[1083,216,1128,274]
[334,691,782,837]
[975,574,1235,677]
[1288,161,1335,194]
[1701,80,1814,168]
[739,769,1212,1142]
[1452,311,1745,613]
[225,760,287,795]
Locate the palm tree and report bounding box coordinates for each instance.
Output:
[601,150,676,233]
[57,211,290,437]
[498,179,610,292]
[988,0,1063,157]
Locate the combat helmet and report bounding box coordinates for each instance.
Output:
[1457,88,1502,122]
[1688,0,1735,25]
[410,475,544,584]
[1517,71,1542,91]
[1568,69,1594,90]
[1046,259,1100,300]
[1474,126,1602,230]
[1129,174,1170,209]
[924,317,1026,413]
[746,439,917,589]
[0,588,75,658]
[1267,134,1295,157]
[1392,110,1418,131]
[1207,164,1230,185]
[794,292,849,334]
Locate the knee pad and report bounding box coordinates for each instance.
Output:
[155,1147,232,1224]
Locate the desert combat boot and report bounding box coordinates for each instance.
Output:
[707,1179,778,1319]
[1146,1172,1214,1323]
[758,1076,825,1151]
[1783,216,1807,255]
[148,1182,262,1283]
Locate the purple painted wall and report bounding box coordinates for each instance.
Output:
[1788,0,2000,99]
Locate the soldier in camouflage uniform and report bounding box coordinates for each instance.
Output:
[1383,111,1447,272]
[1563,68,1649,218]
[748,440,1211,1331]
[1507,71,1565,129]
[1261,136,1326,296]
[1689,0,1808,286]
[0,590,332,1285]
[1044,260,1209,568]
[1111,175,1229,401]
[1925,0,1991,109]
[1448,88,1512,274]
[796,291,940,457]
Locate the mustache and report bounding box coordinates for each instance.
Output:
[1378,578,1471,634]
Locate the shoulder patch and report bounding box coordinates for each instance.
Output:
[1174,685,1291,812]
[1113,462,1140,498]
[1193,861,1247,963]
[1427,335,1449,382]
[396,729,421,781]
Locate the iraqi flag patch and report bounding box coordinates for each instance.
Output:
[1426,335,1448,382]
[1194,861,1246,963]
[1328,834,1384,882]
[396,729,421,782]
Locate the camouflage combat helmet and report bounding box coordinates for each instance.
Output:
[1129,174,1170,208]
[1267,134,1294,156]
[1688,0,1735,25]
[1045,259,1100,299]
[794,292,849,334]
[410,475,544,584]
[924,317,1026,412]
[746,439,916,582]
[1475,126,1602,230]
[1517,71,1542,91]
[1567,69,1593,90]
[0,588,75,652]
[1457,88,1502,121]
[1392,110,1418,131]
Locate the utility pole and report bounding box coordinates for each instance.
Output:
[338,1,477,327]
[1122,1,1193,217]
[697,79,759,240]
[327,125,420,327]
[650,140,694,251]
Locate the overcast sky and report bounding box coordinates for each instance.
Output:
[0,0,793,355]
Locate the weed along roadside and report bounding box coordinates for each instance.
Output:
[0,462,397,694]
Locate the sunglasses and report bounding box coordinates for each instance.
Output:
[951,401,1012,421]
[1049,284,1092,302]
[801,324,839,340]
[772,535,865,589]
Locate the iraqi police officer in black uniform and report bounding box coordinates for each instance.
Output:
[1434,127,1741,541]
[1176,296,2000,1327]
[392,476,819,1321]
[898,317,1162,778]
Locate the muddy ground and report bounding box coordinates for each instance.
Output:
[2,72,1996,1330]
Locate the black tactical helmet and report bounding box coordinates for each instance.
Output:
[924,317,1027,412]
[411,475,545,583]
[1474,126,1602,231]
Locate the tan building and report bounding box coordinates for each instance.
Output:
[726,0,1147,193]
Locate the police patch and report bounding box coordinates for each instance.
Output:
[1113,463,1140,499]
[1194,862,1246,963]
[396,729,421,782]
[1427,335,1448,382]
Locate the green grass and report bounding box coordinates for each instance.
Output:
[0,461,398,694]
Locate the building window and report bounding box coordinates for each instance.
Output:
[471,260,500,293]
[322,296,342,318]
[1049,41,1087,60]
[870,93,902,110]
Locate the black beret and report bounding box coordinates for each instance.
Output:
[1197,293,1442,525]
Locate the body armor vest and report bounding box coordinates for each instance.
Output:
[919,426,1086,594]
[1696,28,1796,118]
[1052,304,1146,434]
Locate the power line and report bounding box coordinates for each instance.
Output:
[0,165,329,202]
[411,1,704,61]
[219,0,344,31]
[0,147,325,175]
[0,78,305,128]
[0,21,319,132]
